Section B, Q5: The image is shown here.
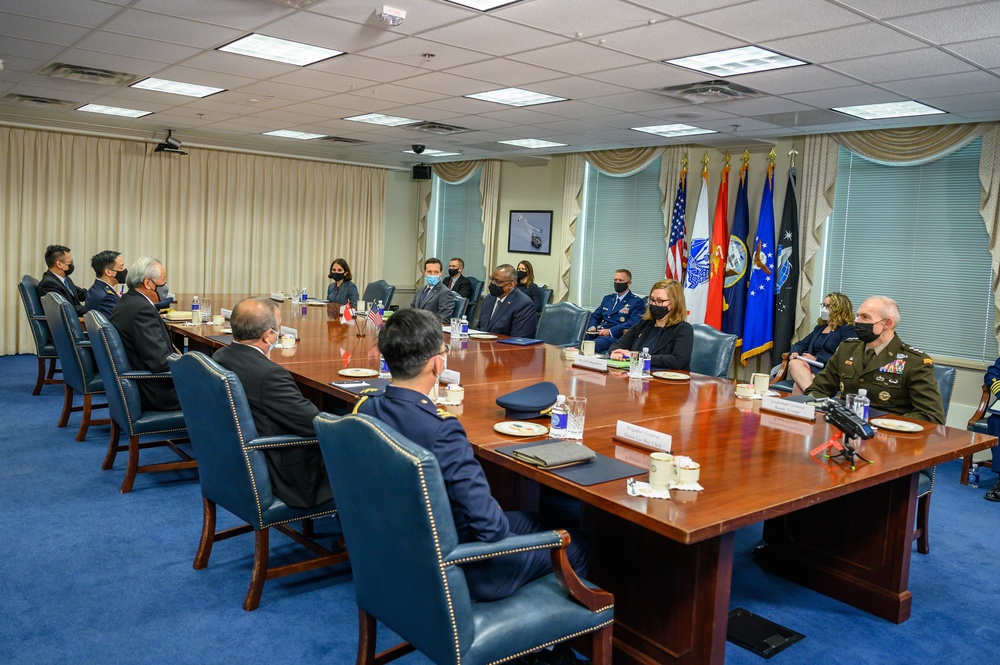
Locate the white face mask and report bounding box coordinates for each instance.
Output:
[819,306,830,321]
[428,352,446,401]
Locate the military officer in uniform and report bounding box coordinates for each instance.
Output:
[587,268,646,353]
[806,296,944,424]
[354,308,589,602]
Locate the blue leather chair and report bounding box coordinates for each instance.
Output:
[41,292,109,441]
[914,363,956,555]
[363,280,396,309]
[465,275,484,320]
[690,323,737,378]
[536,302,589,347]
[962,384,992,483]
[314,413,614,665]
[17,274,62,395]
[168,351,347,611]
[539,285,554,309]
[84,310,195,493]
[451,295,468,320]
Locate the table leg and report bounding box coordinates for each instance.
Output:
[755,473,917,623]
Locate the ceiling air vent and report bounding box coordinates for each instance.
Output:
[321,136,368,145]
[408,121,470,135]
[653,80,765,104]
[42,63,142,86]
[1,93,76,110]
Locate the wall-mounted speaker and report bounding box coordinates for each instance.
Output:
[412,165,432,180]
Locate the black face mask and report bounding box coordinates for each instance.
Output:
[448,268,459,277]
[154,283,170,302]
[488,283,504,298]
[63,263,75,277]
[114,269,128,284]
[648,304,670,321]
[854,321,881,344]
[516,270,528,281]
[329,272,345,282]
[613,282,628,294]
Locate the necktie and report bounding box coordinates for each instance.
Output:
[865,348,877,368]
[488,297,501,325]
[419,287,431,306]
[64,279,76,300]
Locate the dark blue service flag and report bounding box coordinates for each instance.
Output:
[773,167,799,359]
[740,162,776,365]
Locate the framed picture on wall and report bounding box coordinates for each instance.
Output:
[508,210,553,255]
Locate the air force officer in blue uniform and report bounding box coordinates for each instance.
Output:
[587,268,646,353]
[354,308,587,601]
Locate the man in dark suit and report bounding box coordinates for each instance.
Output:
[86,250,126,317]
[213,298,331,509]
[443,257,473,300]
[108,257,180,411]
[410,257,456,323]
[477,264,536,338]
[37,244,88,316]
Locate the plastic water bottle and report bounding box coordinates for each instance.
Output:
[377,300,385,318]
[378,354,391,380]
[460,315,469,339]
[969,463,980,488]
[191,295,201,324]
[301,287,308,303]
[550,395,568,439]
[852,389,871,420]
[640,347,652,376]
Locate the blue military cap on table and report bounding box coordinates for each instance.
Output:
[496,381,559,419]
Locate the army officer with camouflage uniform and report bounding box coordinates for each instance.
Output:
[806,295,944,425]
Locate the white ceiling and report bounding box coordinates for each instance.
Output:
[1,0,999,169]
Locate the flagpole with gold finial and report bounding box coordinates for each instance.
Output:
[788,148,799,169]
[680,153,688,190]
[767,147,776,186]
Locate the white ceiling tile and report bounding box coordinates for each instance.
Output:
[685,0,865,43]
[134,0,295,30]
[0,13,92,45]
[101,9,244,48]
[628,0,753,17]
[495,0,669,38]
[762,22,927,63]
[585,90,689,113]
[344,84,449,106]
[509,41,650,76]
[785,84,906,108]
[826,48,975,82]
[0,0,121,25]
[945,37,1000,69]
[56,49,168,77]
[700,96,817,116]
[731,66,860,95]
[528,76,633,100]
[234,81,334,103]
[310,54,434,83]
[135,110,238,128]
[308,0,477,35]
[182,51,300,80]
[641,106,740,122]
[248,108,331,125]
[881,71,1000,100]
[264,11,403,54]
[525,100,624,120]
[76,31,203,63]
[0,37,65,63]
[597,19,744,61]
[3,82,96,102]
[923,91,1000,113]
[312,93,400,114]
[355,36,492,70]
[271,69,376,94]
[401,71,492,96]
[87,94,174,112]
[415,96,504,115]
[476,106,568,125]
[419,15,570,56]
[444,58,564,87]
[888,2,1000,43]
[587,62,706,90]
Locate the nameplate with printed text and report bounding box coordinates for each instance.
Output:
[760,395,816,421]
[572,355,608,372]
[439,369,461,385]
[279,325,298,339]
[269,292,285,301]
[220,308,232,319]
[760,413,816,437]
[615,420,672,451]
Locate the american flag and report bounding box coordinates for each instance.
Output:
[665,168,687,280]
[368,307,383,328]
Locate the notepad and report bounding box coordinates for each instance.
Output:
[510,440,596,469]
[497,337,543,346]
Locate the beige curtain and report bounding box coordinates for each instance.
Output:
[558,154,586,302]
[415,180,432,284]
[981,124,1000,340]
[658,146,689,251]
[584,146,663,176]
[833,123,991,166]
[479,160,501,278]
[433,160,483,184]
[2,125,385,355]
[797,134,839,340]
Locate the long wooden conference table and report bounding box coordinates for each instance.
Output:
[168,295,995,665]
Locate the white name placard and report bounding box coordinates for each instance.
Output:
[572,355,608,372]
[760,395,816,421]
[279,325,298,339]
[439,369,461,385]
[220,308,232,319]
[269,292,285,301]
[760,413,816,437]
[615,420,672,451]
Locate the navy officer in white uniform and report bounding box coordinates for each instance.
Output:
[587,268,646,353]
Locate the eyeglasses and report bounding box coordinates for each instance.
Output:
[649,299,670,306]
[426,344,451,361]
[490,278,513,285]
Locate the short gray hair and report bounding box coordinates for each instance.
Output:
[494,264,516,282]
[230,298,279,342]
[126,257,163,289]
[867,295,901,326]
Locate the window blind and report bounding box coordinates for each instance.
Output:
[434,172,485,281]
[823,139,996,363]
[577,157,667,309]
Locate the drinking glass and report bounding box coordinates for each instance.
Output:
[565,396,587,440]
[200,298,212,323]
[450,317,462,336]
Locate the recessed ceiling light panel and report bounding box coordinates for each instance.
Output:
[444,0,524,10]
[666,46,806,77]
[630,124,717,138]
[218,33,343,66]
[131,78,224,98]
[831,101,945,120]
[263,129,328,140]
[497,138,567,149]
[76,103,151,118]
[466,87,566,107]
[402,148,463,156]
[345,113,420,126]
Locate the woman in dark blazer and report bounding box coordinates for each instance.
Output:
[515,260,543,312]
[608,278,692,370]
[787,291,855,393]
[326,258,359,309]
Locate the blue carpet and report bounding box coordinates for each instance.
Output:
[1,353,996,664]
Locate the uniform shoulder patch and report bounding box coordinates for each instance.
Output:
[435,407,456,419]
[901,343,927,356]
[359,387,384,395]
[923,358,933,365]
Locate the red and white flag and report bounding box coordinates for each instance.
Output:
[340,303,353,323]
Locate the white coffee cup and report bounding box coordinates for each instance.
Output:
[735,383,755,398]
[648,452,677,490]
[564,347,578,361]
[581,340,596,356]
[357,299,367,313]
[446,384,464,404]
[752,372,770,395]
[212,314,224,325]
[280,334,295,349]
[677,462,700,485]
